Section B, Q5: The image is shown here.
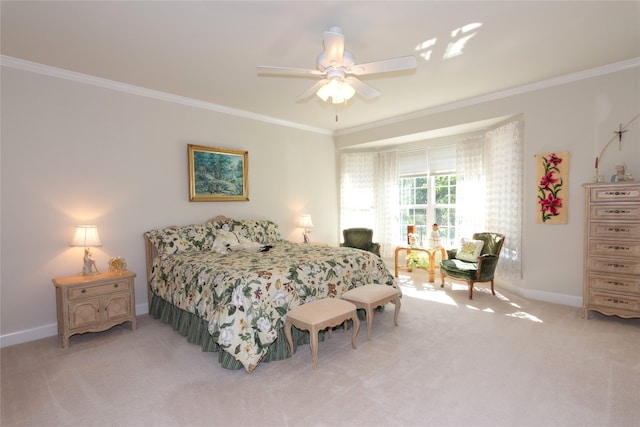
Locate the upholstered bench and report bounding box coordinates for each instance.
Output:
[341,284,401,340]
[284,298,360,369]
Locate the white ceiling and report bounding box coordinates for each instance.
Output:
[2,1,639,135]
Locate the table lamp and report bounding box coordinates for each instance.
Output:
[299,214,313,243]
[70,225,102,275]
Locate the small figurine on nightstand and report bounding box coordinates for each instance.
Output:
[83,248,99,275]
[428,223,441,249]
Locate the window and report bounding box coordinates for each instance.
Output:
[399,174,456,247]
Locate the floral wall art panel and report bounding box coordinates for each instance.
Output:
[536,151,569,224]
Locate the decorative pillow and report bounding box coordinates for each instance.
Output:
[211,229,271,253]
[455,238,484,262]
[145,224,214,255]
[231,220,282,244]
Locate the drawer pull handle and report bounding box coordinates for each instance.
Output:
[81,289,87,293]
[605,227,631,233]
[603,191,632,196]
[605,298,629,306]
[605,263,628,269]
[606,281,626,287]
[603,209,631,215]
[606,245,630,251]
[114,284,119,288]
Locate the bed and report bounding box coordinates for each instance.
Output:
[144,216,398,372]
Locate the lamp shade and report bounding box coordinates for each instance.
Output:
[299,214,314,229]
[70,225,102,248]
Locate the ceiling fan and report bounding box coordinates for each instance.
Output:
[257,26,417,104]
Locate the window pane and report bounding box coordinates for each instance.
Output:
[415,187,428,204]
[398,173,457,247]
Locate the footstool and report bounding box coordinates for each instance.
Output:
[341,284,401,340]
[284,298,360,370]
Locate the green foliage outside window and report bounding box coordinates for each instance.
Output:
[399,175,457,247]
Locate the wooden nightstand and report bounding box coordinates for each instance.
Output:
[52,270,136,348]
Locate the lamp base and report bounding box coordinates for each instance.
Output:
[81,248,100,275]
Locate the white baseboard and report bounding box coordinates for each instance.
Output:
[497,280,582,308]
[0,302,149,349]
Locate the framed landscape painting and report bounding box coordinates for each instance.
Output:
[188,144,249,202]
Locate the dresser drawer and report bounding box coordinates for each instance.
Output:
[590,185,640,202]
[589,222,640,239]
[68,280,132,300]
[589,204,640,221]
[588,291,640,313]
[589,240,640,258]
[588,257,640,276]
[588,273,640,295]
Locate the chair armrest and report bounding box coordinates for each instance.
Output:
[370,242,381,256]
[476,255,499,280]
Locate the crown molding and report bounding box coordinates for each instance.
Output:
[0,55,333,137]
[335,57,640,137]
[3,55,637,139]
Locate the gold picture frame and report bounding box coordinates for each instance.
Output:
[188,144,249,202]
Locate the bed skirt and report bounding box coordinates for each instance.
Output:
[149,294,324,370]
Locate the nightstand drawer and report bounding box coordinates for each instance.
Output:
[589,204,640,221]
[588,273,640,295]
[590,186,640,202]
[589,291,640,312]
[589,222,640,240]
[588,240,640,258]
[68,280,131,300]
[588,257,640,276]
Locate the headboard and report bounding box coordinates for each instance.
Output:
[143,215,237,308]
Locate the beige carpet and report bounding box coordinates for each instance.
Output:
[2,270,640,427]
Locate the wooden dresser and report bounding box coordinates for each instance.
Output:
[583,182,640,319]
[53,270,136,347]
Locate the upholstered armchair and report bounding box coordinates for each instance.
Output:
[439,232,505,299]
[341,228,381,256]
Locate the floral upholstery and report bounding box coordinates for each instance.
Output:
[144,224,215,255]
[229,219,282,244]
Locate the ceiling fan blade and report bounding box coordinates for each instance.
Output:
[348,55,417,76]
[296,79,329,100]
[345,76,381,100]
[257,66,324,77]
[323,26,345,66]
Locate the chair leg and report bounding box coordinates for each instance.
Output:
[468,281,474,299]
[440,271,445,288]
[491,280,495,295]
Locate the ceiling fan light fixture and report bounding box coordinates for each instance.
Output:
[316,78,355,104]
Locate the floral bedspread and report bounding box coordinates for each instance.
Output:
[149,241,397,372]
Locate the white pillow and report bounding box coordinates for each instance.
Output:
[455,238,484,262]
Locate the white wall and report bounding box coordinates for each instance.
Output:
[2,61,639,347]
[337,65,640,306]
[0,66,336,345]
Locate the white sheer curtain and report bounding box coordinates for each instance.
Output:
[455,120,523,280]
[455,135,486,239]
[374,151,399,257]
[340,152,375,230]
[484,121,523,279]
[339,151,399,257]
